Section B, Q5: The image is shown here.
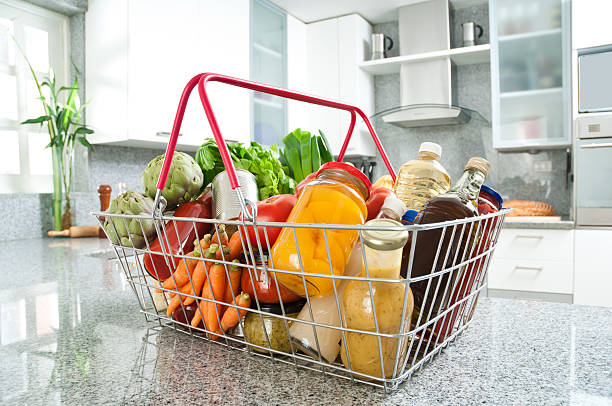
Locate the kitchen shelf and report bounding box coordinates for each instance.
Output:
[498,28,562,43]
[253,42,283,59]
[358,44,490,75]
[500,87,562,100]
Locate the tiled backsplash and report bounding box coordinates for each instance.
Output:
[371,11,572,218]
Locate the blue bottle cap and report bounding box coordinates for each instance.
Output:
[480,184,503,208]
[402,210,418,224]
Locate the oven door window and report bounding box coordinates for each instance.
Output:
[577,137,612,209]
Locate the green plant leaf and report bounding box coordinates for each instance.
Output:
[21,115,52,125]
[75,127,93,135]
[77,136,93,149]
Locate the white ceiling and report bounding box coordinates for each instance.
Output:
[269,0,488,24]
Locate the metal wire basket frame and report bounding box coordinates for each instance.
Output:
[93,73,509,392]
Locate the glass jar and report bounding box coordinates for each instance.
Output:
[271,162,370,297]
[243,300,305,354]
[341,218,412,380]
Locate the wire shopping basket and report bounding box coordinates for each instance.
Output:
[92,73,509,392]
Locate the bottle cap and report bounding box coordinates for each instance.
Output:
[316,162,371,199]
[465,157,490,177]
[381,194,407,219]
[362,218,409,251]
[419,142,442,158]
[480,184,503,209]
[402,210,418,224]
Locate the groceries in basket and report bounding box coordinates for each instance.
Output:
[401,157,491,347]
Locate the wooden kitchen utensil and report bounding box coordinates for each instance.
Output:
[98,184,112,238]
[48,226,100,238]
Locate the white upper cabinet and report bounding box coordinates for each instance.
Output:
[490,0,571,150]
[86,0,250,150]
[290,14,376,157]
[572,0,612,50]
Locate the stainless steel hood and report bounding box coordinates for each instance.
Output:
[382,0,472,128]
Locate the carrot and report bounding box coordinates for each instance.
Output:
[221,292,251,332]
[223,260,243,302]
[161,250,201,291]
[211,225,228,246]
[227,229,244,260]
[191,300,206,328]
[182,250,215,306]
[194,234,212,254]
[166,294,183,317]
[216,245,231,261]
[202,263,226,340]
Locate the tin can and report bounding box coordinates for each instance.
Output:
[211,169,259,220]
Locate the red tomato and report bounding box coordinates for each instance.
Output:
[239,194,297,249]
[365,187,393,221]
[241,263,303,303]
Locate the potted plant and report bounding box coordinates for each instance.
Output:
[17,44,94,231]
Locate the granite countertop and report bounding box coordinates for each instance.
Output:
[0,238,610,405]
[503,220,575,230]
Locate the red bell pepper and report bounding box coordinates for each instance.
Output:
[365,187,393,221]
[144,199,212,281]
[239,194,297,249]
[294,172,317,197]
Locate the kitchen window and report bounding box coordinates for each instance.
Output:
[0,0,68,193]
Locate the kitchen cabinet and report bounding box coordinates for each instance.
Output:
[489,0,571,150]
[571,0,612,50]
[573,229,612,307]
[86,0,250,150]
[488,228,574,295]
[294,14,376,157]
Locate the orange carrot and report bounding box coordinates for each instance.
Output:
[203,263,226,340]
[211,225,228,246]
[227,230,244,260]
[221,292,251,332]
[194,234,212,254]
[182,249,216,306]
[166,294,183,317]
[191,300,206,328]
[223,260,243,302]
[216,245,231,260]
[161,250,201,291]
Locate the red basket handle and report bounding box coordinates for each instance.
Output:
[157,72,395,192]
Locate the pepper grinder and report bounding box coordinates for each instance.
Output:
[98,184,112,238]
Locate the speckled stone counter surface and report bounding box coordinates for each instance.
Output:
[502,220,575,230]
[1,238,610,405]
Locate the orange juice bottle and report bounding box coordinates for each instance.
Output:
[271,162,370,297]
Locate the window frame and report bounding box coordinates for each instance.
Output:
[0,0,69,193]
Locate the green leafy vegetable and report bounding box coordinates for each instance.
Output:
[281,128,334,183]
[195,139,296,199]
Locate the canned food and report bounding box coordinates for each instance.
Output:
[211,169,259,220]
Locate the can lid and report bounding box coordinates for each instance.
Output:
[480,184,503,208]
[419,142,442,158]
[316,162,372,198]
[362,218,409,251]
[381,194,407,219]
[465,157,490,177]
[254,300,306,315]
[402,209,418,224]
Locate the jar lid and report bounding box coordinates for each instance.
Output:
[419,142,442,158]
[253,300,306,315]
[465,157,490,177]
[402,209,418,224]
[362,218,409,251]
[480,185,503,209]
[381,194,407,219]
[316,162,372,198]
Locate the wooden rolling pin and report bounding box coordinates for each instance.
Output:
[49,226,100,238]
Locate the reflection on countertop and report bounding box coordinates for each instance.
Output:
[0,237,610,405]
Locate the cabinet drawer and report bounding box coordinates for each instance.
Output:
[494,229,574,262]
[487,258,573,294]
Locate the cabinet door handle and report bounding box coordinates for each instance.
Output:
[513,265,543,271]
[515,234,544,239]
[156,131,183,137]
[580,142,612,149]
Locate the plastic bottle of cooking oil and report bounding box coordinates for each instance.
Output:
[392,142,451,212]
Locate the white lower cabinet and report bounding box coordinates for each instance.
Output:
[488,228,574,296]
[573,230,612,307]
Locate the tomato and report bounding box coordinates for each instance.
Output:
[365,187,393,221]
[239,194,297,248]
[241,262,303,303]
[144,200,212,281]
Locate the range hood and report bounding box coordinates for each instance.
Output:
[382,0,472,128]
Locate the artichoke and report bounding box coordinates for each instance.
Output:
[143,152,203,210]
[104,191,156,248]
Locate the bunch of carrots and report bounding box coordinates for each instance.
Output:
[161,225,251,340]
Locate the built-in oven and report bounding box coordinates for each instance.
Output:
[578,45,612,113]
[576,115,612,226]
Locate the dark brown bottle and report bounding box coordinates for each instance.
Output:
[401,158,490,342]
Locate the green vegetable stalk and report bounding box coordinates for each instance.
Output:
[281,128,334,183]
